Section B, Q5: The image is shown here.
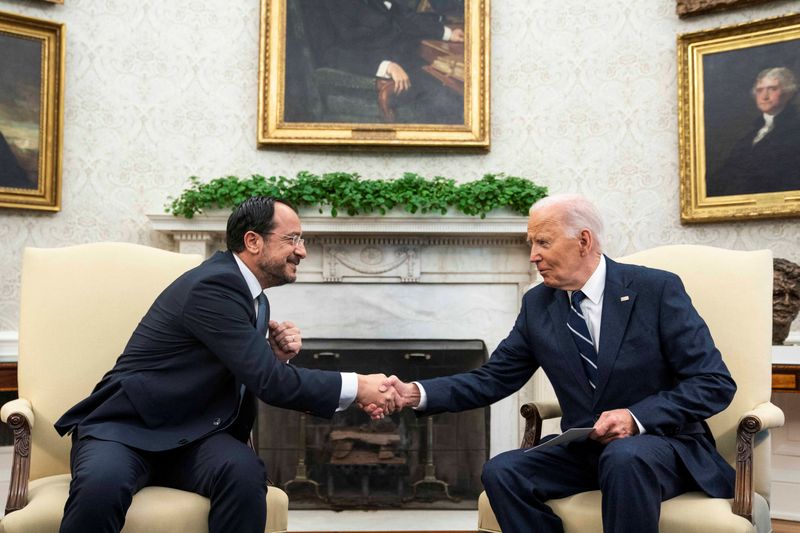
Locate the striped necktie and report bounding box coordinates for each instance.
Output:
[567,290,598,390]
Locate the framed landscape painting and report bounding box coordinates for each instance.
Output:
[678,13,800,222]
[257,0,490,149]
[0,11,64,211]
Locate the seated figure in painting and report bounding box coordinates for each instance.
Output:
[318,0,465,124]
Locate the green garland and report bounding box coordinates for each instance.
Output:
[166,172,547,219]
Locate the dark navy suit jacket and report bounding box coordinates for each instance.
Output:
[419,257,737,497]
[55,250,342,451]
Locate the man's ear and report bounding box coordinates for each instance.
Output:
[242,231,262,255]
[578,229,593,255]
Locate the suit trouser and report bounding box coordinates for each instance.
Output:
[392,67,463,125]
[59,431,267,533]
[481,435,696,533]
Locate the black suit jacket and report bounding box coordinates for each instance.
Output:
[320,0,447,78]
[419,257,737,497]
[55,250,342,451]
[707,103,800,196]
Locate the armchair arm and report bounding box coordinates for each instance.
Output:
[519,401,562,448]
[733,401,785,523]
[1,398,33,515]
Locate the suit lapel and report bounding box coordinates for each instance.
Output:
[547,291,593,398]
[594,257,636,403]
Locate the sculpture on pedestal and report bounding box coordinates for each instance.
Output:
[773,257,800,345]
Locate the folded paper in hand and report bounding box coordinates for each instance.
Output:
[524,427,593,452]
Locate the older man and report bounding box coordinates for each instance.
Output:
[707,66,800,196]
[55,197,394,533]
[380,194,736,533]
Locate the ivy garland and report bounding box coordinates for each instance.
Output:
[166,172,548,219]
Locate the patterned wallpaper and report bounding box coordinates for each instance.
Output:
[1,0,799,334]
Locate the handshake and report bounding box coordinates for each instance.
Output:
[356,374,419,419]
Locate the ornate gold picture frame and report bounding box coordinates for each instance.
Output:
[257,0,490,150]
[678,13,800,223]
[0,11,64,211]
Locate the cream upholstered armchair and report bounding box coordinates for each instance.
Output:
[478,245,784,533]
[0,243,289,533]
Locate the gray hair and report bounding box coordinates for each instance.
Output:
[530,194,604,252]
[752,67,798,98]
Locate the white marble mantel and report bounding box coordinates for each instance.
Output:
[147,208,550,456]
[148,208,531,255]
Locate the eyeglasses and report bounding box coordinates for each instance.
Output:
[264,232,305,248]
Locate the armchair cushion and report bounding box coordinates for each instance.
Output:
[0,475,289,533]
[478,490,770,533]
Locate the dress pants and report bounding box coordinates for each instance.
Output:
[59,431,267,533]
[392,67,463,125]
[481,435,695,533]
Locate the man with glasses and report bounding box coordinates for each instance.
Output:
[55,196,395,533]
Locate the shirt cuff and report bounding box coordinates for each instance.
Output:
[412,381,428,410]
[338,372,358,411]
[442,26,452,41]
[376,60,392,79]
[627,409,646,435]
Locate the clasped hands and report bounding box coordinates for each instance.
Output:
[356,375,419,420]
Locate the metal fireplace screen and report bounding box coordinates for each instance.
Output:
[257,338,489,510]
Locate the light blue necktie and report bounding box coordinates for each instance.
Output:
[567,290,598,390]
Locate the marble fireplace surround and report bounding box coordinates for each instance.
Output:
[148,209,556,457]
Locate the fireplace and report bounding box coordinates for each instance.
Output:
[257,338,489,510]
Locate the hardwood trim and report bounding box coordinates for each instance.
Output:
[0,362,18,392]
[4,411,31,514]
[519,403,543,448]
[773,364,800,393]
[732,414,760,522]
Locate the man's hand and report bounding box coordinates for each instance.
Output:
[357,374,396,420]
[450,28,464,42]
[386,62,411,94]
[268,320,301,363]
[360,375,420,419]
[380,375,420,409]
[589,408,638,445]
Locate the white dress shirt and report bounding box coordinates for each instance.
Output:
[234,254,356,411]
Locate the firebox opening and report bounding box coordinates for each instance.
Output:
[258,338,490,510]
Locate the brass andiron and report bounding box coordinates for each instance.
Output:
[406,416,459,502]
[284,413,326,501]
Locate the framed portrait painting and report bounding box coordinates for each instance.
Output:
[678,13,800,223]
[0,11,64,211]
[257,0,490,149]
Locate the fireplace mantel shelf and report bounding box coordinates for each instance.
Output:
[147,209,529,256]
[148,209,528,237]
